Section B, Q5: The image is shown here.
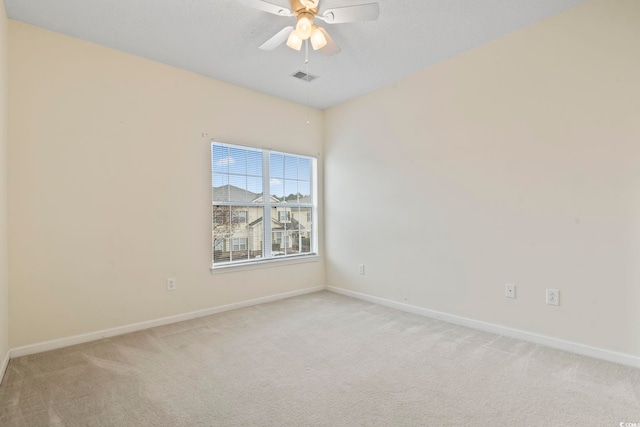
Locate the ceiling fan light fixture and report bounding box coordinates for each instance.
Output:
[286,29,303,50]
[295,13,313,40]
[310,26,327,50]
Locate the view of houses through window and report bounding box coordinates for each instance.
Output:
[211,142,316,267]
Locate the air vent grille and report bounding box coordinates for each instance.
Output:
[291,71,318,82]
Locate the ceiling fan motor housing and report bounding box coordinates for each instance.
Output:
[291,0,318,15]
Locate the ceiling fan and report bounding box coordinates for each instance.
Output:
[239,0,380,56]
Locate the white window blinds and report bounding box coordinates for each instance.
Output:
[211,142,316,267]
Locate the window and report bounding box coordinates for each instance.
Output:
[213,211,226,225]
[271,232,291,257]
[231,237,248,251]
[278,211,290,222]
[211,142,316,267]
[232,210,248,224]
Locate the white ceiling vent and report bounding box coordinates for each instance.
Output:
[291,71,318,83]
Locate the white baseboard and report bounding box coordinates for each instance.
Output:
[0,349,9,384]
[326,286,640,369]
[10,286,324,359]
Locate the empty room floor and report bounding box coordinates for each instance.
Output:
[1,291,639,426]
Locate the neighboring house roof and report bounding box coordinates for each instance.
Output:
[213,185,311,205]
[247,216,269,227]
[212,184,260,203]
[248,216,304,231]
[251,194,281,204]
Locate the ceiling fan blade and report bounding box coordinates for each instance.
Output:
[318,28,341,56]
[237,0,292,16]
[259,26,294,50]
[320,3,379,24]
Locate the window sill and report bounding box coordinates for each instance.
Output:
[210,254,320,274]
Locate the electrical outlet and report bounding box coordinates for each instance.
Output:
[505,284,516,298]
[358,264,365,275]
[546,289,559,305]
[167,277,176,291]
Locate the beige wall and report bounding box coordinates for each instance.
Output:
[0,1,9,364]
[8,22,324,348]
[325,0,640,357]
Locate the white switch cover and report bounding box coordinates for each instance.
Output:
[167,277,176,291]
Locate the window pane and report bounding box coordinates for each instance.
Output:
[272,230,284,256]
[298,207,312,254]
[247,220,262,260]
[276,207,290,224]
[287,207,300,256]
[213,174,229,189]
[284,156,298,180]
[212,174,229,202]
[247,176,262,202]
[213,144,264,204]
[228,147,247,175]
[270,177,284,202]
[230,228,249,262]
[232,209,248,224]
[270,153,284,179]
[298,157,311,182]
[289,207,299,225]
[247,150,262,177]
[298,181,311,203]
[212,145,229,174]
[284,180,298,203]
[284,231,297,255]
[213,206,231,263]
[229,207,259,262]
[229,175,248,202]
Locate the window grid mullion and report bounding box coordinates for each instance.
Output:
[262,151,272,259]
[228,206,233,262]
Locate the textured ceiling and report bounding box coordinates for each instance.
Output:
[4,0,587,109]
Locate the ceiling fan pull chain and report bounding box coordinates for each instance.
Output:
[305,39,311,124]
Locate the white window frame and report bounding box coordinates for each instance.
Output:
[211,141,318,269]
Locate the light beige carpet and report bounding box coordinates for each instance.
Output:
[0,291,639,426]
